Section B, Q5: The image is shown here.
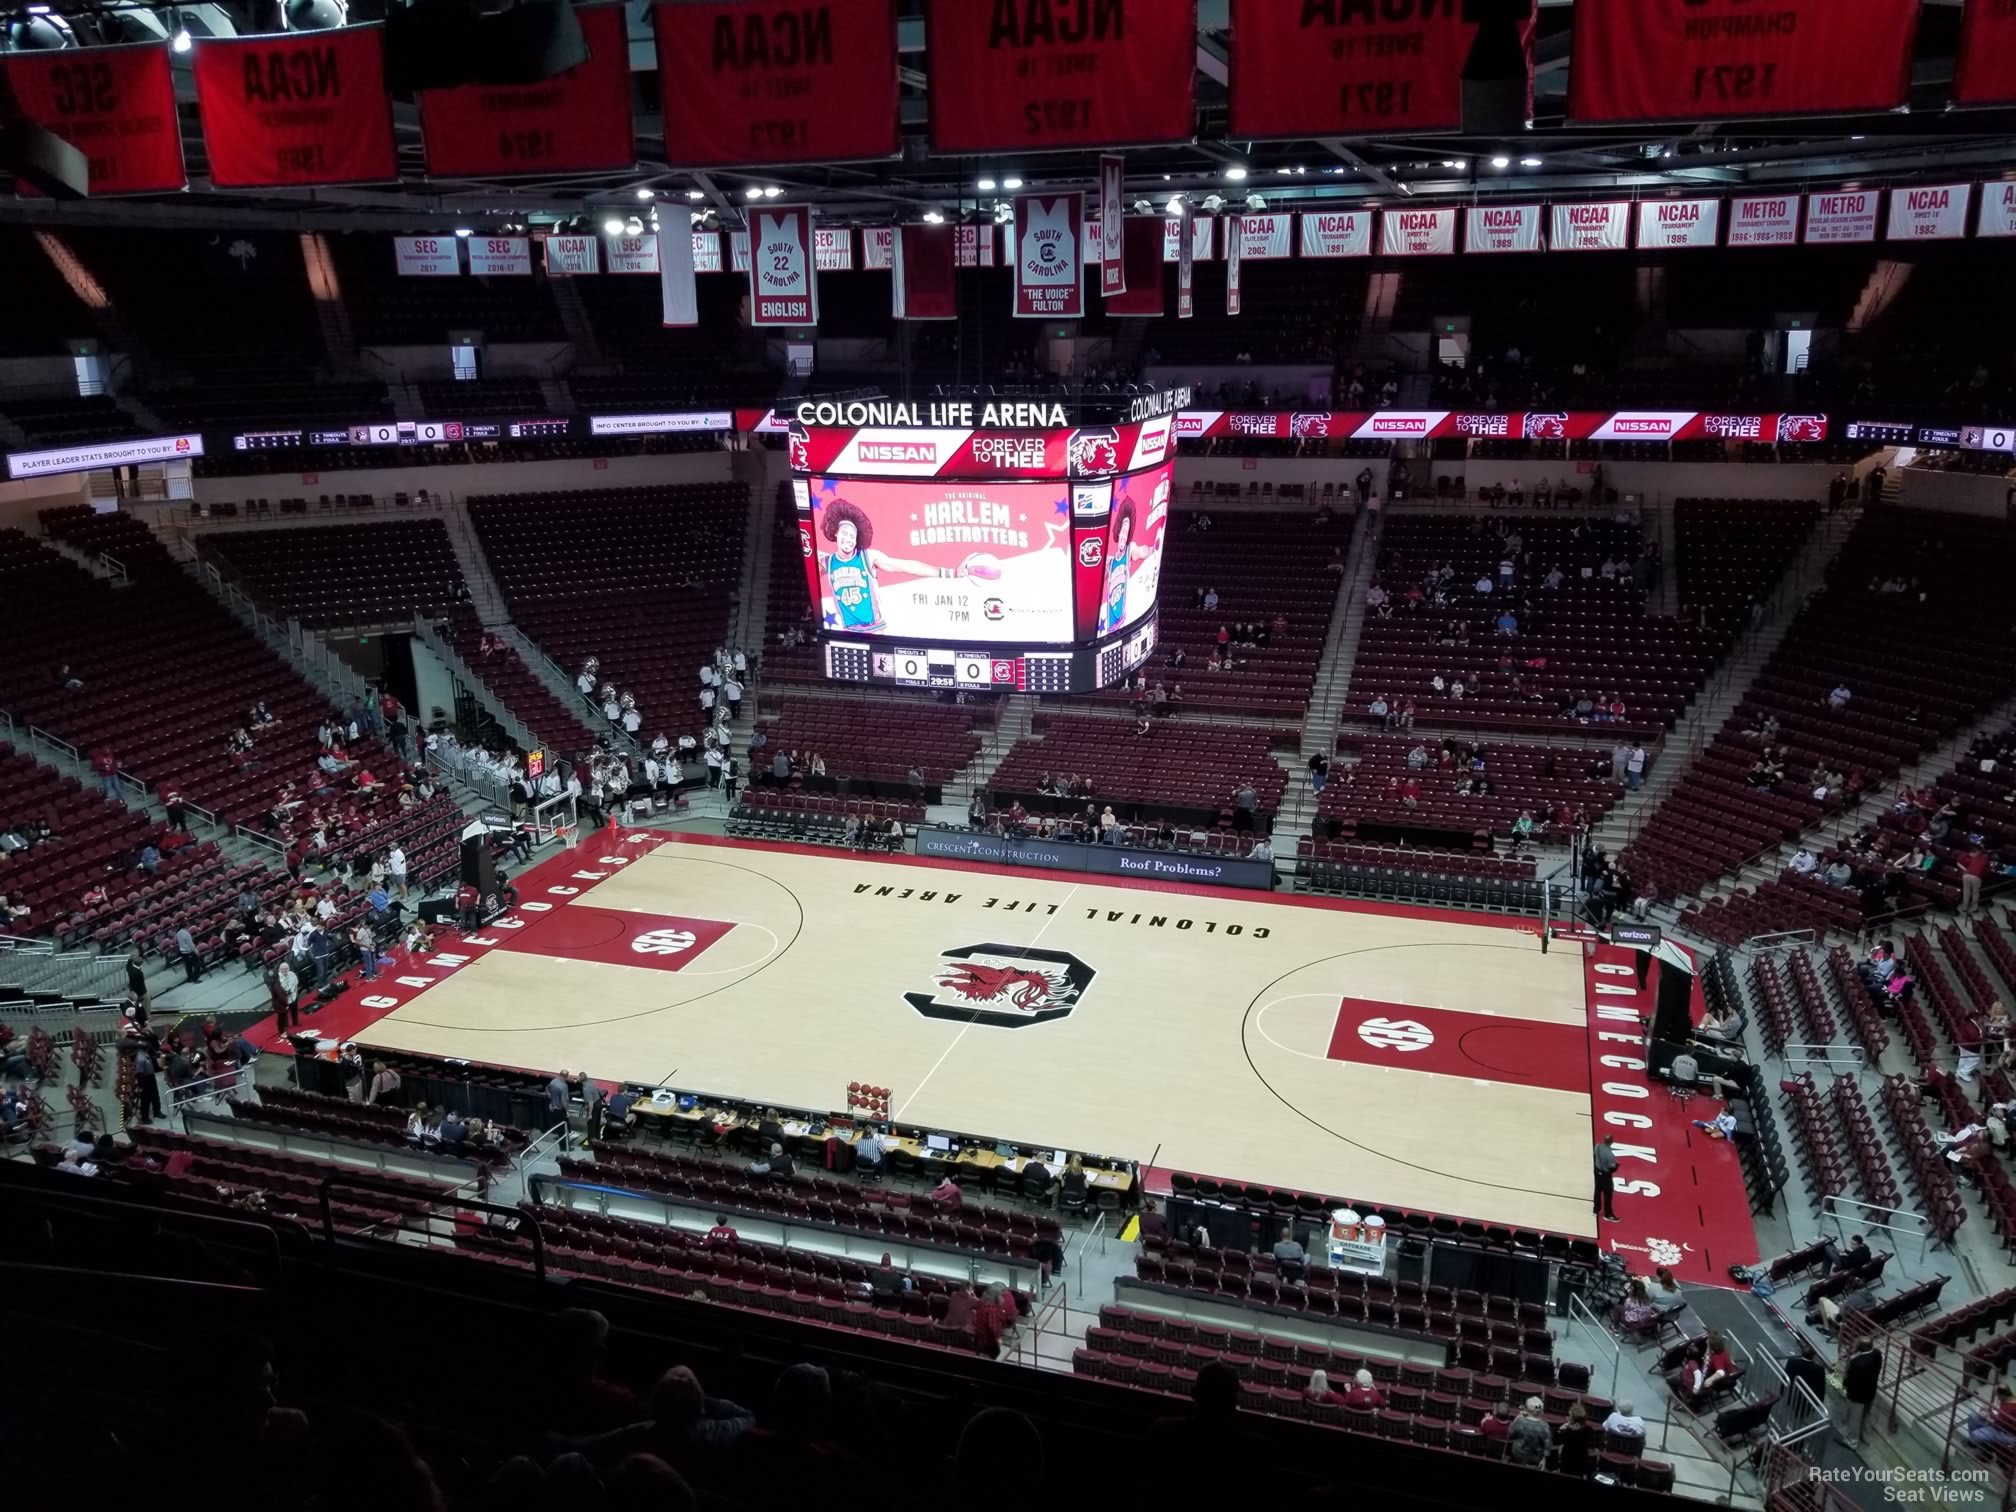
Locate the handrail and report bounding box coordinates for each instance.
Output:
[1072,1209,1109,1293]
[1563,1290,1624,1401]
[316,1173,543,1281]
[0,1181,292,1288]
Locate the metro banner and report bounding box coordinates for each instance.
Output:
[1228,0,1511,138]
[655,0,900,166]
[1567,0,1920,124]
[418,4,633,178]
[1,42,186,196]
[1171,411,1829,443]
[1727,194,1801,247]
[193,25,397,188]
[925,0,1198,153]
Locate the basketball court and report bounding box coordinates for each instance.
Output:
[331,831,1756,1283]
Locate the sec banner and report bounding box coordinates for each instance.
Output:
[2,43,186,196]
[1013,192,1084,318]
[748,205,818,324]
[1228,0,1506,138]
[419,5,633,178]
[656,0,900,166]
[193,26,397,188]
[467,236,532,275]
[926,0,1197,153]
[1955,0,2016,107]
[1568,0,1919,124]
[394,236,460,276]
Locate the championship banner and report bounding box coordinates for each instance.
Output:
[1228,213,1294,260]
[1567,0,1919,123]
[467,236,532,275]
[1979,181,2016,239]
[661,227,699,327]
[1726,193,1800,247]
[1100,154,1126,296]
[1299,210,1374,258]
[747,205,818,324]
[1464,205,1541,254]
[691,231,724,274]
[1636,198,1720,250]
[1803,189,1879,244]
[730,229,750,271]
[953,224,996,268]
[604,231,660,273]
[1886,183,1970,242]
[814,227,853,271]
[1225,214,1242,315]
[193,26,397,187]
[1955,0,2016,107]
[893,222,957,320]
[418,4,633,177]
[1,43,186,195]
[925,0,1197,153]
[1013,192,1084,319]
[1379,206,1456,257]
[1104,217,1164,316]
[1549,201,1630,252]
[862,226,895,270]
[543,234,600,275]
[394,236,460,276]
[1228,0,1509,137]
[655,0,900,166]
[1164,215,1213,262]
[1177,207,1195,319]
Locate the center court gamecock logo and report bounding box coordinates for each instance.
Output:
[631,928,698,956]
[905,943,1095,1029]
[1356,1016,1435,1053]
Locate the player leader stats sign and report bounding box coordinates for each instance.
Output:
[2,44,185,196]
[194,27,396,187]
[926,0,1198,153]
[419,4,632,177]
[1568,0,1919,123]
[656,0,900,166]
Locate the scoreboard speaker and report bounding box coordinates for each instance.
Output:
[460,819,499,900]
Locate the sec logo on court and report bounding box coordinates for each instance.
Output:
[1356,1017,1435,1053]
[631,928,699,956]
[905,943,1095,1030]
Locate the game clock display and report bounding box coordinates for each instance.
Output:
[822,617,1154,696]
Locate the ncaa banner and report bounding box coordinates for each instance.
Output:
[1013,192,1084,318]
[1567,0,1919,123]
[690,231,724,273]
[418,4,633,177]
[1636,198,1720,250]
[394,236,460,276]
[815,227,853,271]
[661,227,699,327]
[1225,214,1242,314]
[1100,154,1126,295]
[1228,0,1508,138]
[748,205,818,324]
[604,232,659,273]
[862,226,895,270]
[544,234,599,275]
[1380,206,1457,256]
[1,43,186,195]
[1804,189,1878,244]
[1727,193,1800,247]
[1550,201,1630,252]
[1229,213,1294,259]
[467,236,532,275]
[1464,205,1541,254]
[1956,0,2016,107]
[925,0,1197,153]
[1164,215,1213,262]
[1177,206,1195,319]
[1979,181,2016,239]
[893,223,957,320]
[1299,210,1374,258]
[193,26,397,187]
[655,0,900,167]
[1887,183,1970,241]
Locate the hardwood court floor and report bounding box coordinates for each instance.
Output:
[356,834,1603,1237]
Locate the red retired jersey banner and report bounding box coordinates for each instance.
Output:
[1104,217,1163,316]
[193,27,397,188]
[1955,0,2016,106]
[926,0,1197,153]
[1099,155,1126,296]
[892,225,955,319]
[2,43,185,196]
[1013,192,1084,318]
[655,0,900,166]
[1568,0,1919,123]
[419,5,632,178]
[748,205,818,324]
[1228,0,1507,138]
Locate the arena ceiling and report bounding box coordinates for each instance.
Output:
[3,0,2014,235]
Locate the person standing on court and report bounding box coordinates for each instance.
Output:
[1593,1135,1621,1222]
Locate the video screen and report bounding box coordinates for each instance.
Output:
[1096,463,1170,637]
[807,476,1075,645]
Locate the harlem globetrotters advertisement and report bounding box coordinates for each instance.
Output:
[808,476,1075,644]
[1094,463,1170,637]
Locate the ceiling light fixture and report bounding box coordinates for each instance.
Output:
[1003,176,1023,189]
[1225,166,1248,181]
[635,188,654,201]
[977,178,997,191]
[744,187,762,200]
[923,210,945,224]
[762,186,783,198]
[1490,155,1510,169]
[1520,156,1542,167]
[602,216,624,235]
[1166,195,1184,216]
[686,189,705,201]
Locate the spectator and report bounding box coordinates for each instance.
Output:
[1603,1399,1647,1439]
[1342,1369,1386,1411]
[1557,1402,1597,1475]
[1303,1369,1344,1407]
[930,1173,964,1210]
[1968,1385,2016,1456]
[1270,1224,1305,1278]
[1479,1396,1516,1445]
[750,1141,793,1178]
[1232,779,1257,834]
[175,924,204,983]
[1506,1397,1552,1466]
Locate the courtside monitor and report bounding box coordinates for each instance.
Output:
[788,396,1177,694]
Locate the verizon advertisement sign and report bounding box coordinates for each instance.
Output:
[1637,198,1720,250]
[1380,206,1457,257]
[9,432,205,480]
[1887,183,1971,241]
[1727,195,1800,247]
[1465,205,1541,255]
[1804,190,1879,244]
[1550,202,1630,252]
[1299,211,1374,258]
